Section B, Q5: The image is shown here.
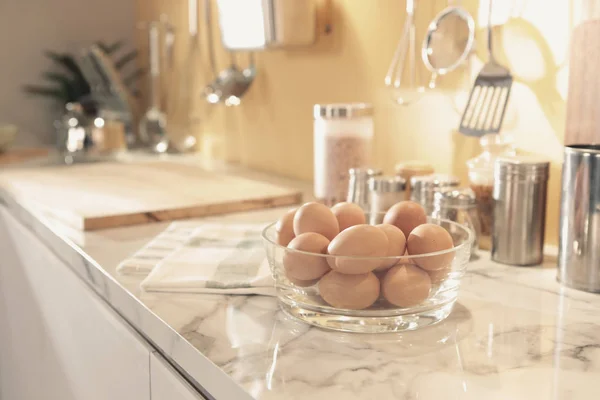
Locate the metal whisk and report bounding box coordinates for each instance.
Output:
[384,0,425,106]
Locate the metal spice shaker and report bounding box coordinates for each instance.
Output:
[395,161,434,200]
[313,103,374,206]
[368,176,406,224]
[432,187,481,253]
[347,167,382,210]
[492,156,550,266]
[558,145,600,292]
[410,174,460,214]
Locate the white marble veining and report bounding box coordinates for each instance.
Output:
[1,156,600,399]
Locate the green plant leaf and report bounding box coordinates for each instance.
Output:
[42,71,70,85]
[45,51,91,99]
[44,51,90,97]
[44,51,80,77]
[115,49,138,70]
[123,67,147,86]
[22,85,67,102]
[96,40,124,55]
[41,72,77,101]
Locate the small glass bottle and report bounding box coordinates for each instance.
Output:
[313,103,374,206]
[466,134,516,250]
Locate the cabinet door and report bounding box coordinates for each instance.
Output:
[0,208,151,400]
[151,352,207,400]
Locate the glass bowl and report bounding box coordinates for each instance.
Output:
[262,215,474,333]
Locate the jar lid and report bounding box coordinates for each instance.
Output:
[411,174,461,204]
[394,161,435,176]
[314,103,373,119]
[434,187,477,207]
[349,167,382,178]
[368,176,406,193]
[410,174,461,190]
[479,133,514,148]
[494,155,550,180]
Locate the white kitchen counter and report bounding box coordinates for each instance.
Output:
[1,155,599,399]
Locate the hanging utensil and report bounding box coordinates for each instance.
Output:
[139,22,169,153]
[159,14,175,115]
[421,5,474,89]
[384,0,425,106]
[202,0,256,107]
[458,0,513,136]
[166,0,203,152]
[202,0,231,104]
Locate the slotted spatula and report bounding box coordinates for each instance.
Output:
[459,0,512,137]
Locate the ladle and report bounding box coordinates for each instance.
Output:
[203,0,256,106]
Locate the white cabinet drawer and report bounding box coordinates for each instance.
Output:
[151,352,207,400]
[0,208,151,400]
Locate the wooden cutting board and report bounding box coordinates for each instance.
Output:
[0,161,302,231]
[0,148,50,165]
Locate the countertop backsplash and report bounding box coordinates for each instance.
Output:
[135,0,585,245]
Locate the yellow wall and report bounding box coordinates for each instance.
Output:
[136,0,586,246]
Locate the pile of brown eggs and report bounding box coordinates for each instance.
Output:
[275,201,455,310]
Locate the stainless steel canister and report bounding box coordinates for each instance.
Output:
[492,156,550,266]
[558,145,600,292]
[410,174,460,214]
[347,167,382,210]
[432,187,481,252]
[368,176,406,223]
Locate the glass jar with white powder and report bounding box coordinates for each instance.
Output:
[313,103,374,206]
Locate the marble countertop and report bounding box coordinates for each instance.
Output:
[1,154,599,400]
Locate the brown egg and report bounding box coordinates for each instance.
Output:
[326,255,337,270]
[375,224,406,271]
[382,265,431,307]
[288,276,320,287]
[373,269,388,282]
[283,233,331,281]
[383,201,427,237]
[331,202,366,231]
[327,225,388,274]
[275,208,297,246]
[319,271,380,310]
[398,250,413,265]
[407,223,455,271]
[293,202,339,240]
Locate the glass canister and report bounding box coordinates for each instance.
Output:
[466,134,516,250]
[432,187,481,255]
[313,103,374,206]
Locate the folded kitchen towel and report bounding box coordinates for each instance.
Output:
[116,222,199,276]
[139,223,276,296]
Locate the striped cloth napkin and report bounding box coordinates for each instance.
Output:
[119,223,276,296]
[116,223,199,275]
